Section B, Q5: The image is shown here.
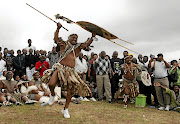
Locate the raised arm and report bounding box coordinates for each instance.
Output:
[80,33,96,50]
[163,59,171,68]
[148,58,153,69]
[54,23,62,44]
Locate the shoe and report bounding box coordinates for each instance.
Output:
[83,97,90,101]
[78,97,84,101]
[41,102,49,106]
[3,101,12,106]
[58,100,64,105]
[49,95,55,105]
[165,105,170,111]
[98,98,103,101]
[158,107,165,110]
[61,108,70,118]
[124,105,127,109]
[108,101,112,103]
[25,101,34,105]
[90,97,96,101]
[16,102,21,105]
[112,99,116,103]
[75,98,81,104]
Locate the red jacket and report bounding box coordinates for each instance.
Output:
[35,61,50,76]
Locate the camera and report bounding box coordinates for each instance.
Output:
[150,54,155,59]
[150,54,157,60]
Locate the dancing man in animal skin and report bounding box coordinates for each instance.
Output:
[115,55,141,108]
[43,22,96,118]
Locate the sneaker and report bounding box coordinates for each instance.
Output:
[165,105,170,111]
[61,108,70,118]
[3,101,12,106]
[58,100,64,105]
[158,106,165,110]
[49,95,55,105]
[112,99,116,103]
[25,101,34,105]
[78,97,84,101]
[41,102,49,106]
[16,102,22,106]
[83,97,90,101]
[108,101,112,103]
[98,98,103,101]
[124,105,127,109]
[90,97,96,101]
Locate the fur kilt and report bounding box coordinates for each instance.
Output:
[41,63,91,97]
[115,77,139,99]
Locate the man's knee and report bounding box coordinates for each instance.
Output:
[48,83,55,88]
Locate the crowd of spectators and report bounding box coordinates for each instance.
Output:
[0,39,180,113]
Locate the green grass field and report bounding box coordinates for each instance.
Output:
[0,101,179,124]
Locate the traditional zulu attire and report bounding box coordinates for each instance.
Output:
[119,77,139,98]
[41,41,91,97]
[115,63,140,100]
[1,80,22,103]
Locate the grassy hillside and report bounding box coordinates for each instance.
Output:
[0,101,179,124]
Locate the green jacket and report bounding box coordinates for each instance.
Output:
[170,66,180,86]
[165,88,180,108]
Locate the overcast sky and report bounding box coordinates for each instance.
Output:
[0,0,180,61]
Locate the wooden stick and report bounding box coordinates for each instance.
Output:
[109,39,139,54]
[118,38,134,45]
[26,3,68,31]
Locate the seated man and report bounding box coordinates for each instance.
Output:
[0,91,12,106]
[0,71,33,105]
[114,56,141,108]
[154,83,180,112]
[28,71,51,103]
[24,71,61,104]
[21,75,28,81]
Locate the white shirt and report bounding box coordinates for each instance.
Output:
[0,59,6,75]
[151,61,168,78]
[25,45,36,55]
[75,57,88,74]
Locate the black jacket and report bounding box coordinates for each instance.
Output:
[13,55,25,70]
[25,54,36,68]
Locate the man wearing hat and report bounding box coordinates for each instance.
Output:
[0,71,32,105]
[115,55,141,108]
[148,53,171,110]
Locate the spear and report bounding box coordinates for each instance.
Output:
[26,3,68,31]
[109,40,139,54]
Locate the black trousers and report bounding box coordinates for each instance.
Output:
[138,81,151,105]
[111,76,120,99]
